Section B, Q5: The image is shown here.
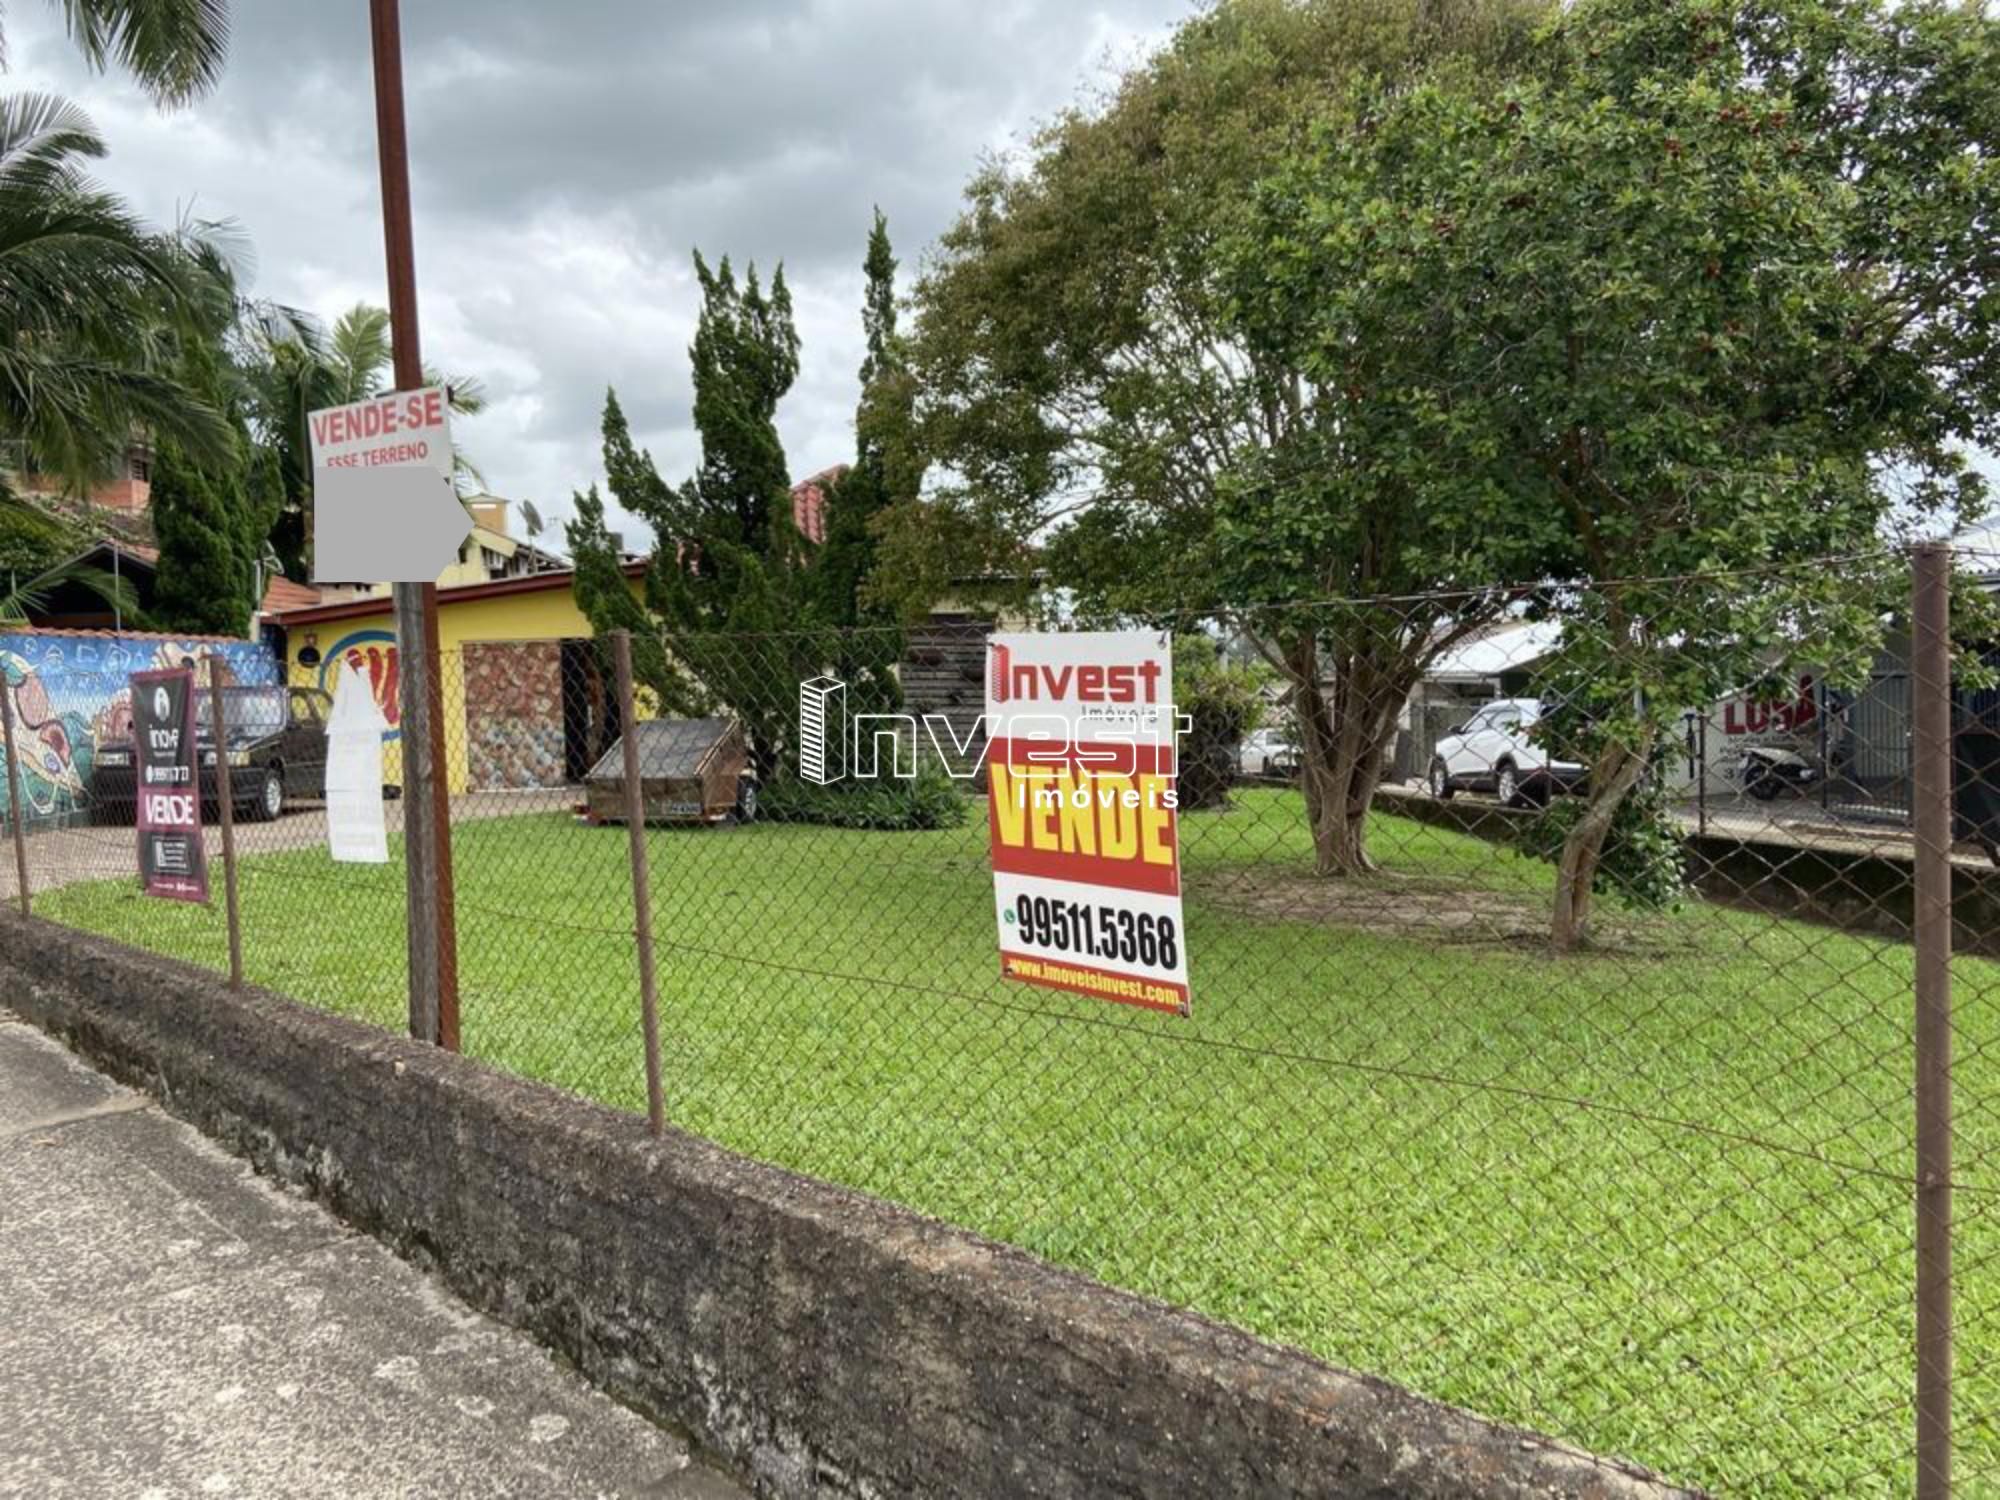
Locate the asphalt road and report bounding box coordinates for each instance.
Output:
[0,1011,745,1500]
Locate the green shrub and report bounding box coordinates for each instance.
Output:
[1177,634,1272,810]
[759,760,971,831]
[0,498,79,584]
[1517,771,1687,912]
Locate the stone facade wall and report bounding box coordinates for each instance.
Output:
[462,640,565,789]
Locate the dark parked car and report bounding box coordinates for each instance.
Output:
[92,685,332,823]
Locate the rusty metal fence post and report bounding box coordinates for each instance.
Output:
[1911,541,1954,1499]
[370,0,460,1055]
[0,679,31,917]
[613,631,666,1135]
[205,657,244,989]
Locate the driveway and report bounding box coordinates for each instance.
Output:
[0,1010,744,1500]
[0,789,573,903]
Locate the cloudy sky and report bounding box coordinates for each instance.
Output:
[8,0,1193,551]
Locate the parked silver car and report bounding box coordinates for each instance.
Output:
[1237,726,1300,778]
[1428,698,1586,807]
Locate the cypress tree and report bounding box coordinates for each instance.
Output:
[570,254,818,761]
[818,211,918,632]
[813,211,920,710]
[151,439,278,637]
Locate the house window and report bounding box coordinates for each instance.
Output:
[128,455,151,484]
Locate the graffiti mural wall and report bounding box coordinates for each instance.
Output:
[310,628,400,741]
[0,632,280,818]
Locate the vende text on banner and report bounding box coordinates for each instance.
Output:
[308,387,452,476]
[131,666,208,904]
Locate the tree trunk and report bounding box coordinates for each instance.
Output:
[1551,728,1656,951]
[1290,640,1411,877]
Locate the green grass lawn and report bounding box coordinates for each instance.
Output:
[37,789,2000,1495]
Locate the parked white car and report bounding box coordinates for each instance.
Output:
[1237,726,1300,778]
[1428,698,1586,807]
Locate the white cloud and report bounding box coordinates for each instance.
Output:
[5,0,1194,550]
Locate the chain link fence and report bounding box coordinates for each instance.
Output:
[2,548,1995,1496]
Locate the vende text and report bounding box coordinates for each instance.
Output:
[311,390,445,450]
[141,791,198,828]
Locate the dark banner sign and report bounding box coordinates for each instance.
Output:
[131,667,207,903]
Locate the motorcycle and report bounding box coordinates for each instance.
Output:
[1738,743,1823,801]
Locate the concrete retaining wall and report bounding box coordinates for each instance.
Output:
[0,914,1695,1499]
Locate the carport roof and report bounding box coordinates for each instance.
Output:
[1427,619,1563,682]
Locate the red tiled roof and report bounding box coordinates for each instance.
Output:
[259,576,323,614]
[791,465,847,545]
[272,560,647,628]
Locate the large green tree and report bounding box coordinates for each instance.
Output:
[905,0,1550,874]
[0,0,235,601]
[618,255,805,636]
[1249,0,2000,945]
[0,94,231,494]
[0,0,236,487]
[0,96,233,634]
[814,211,920,710]
[820,211,919,631]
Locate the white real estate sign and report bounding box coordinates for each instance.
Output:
[306,387,470,584]
[308,387,453,476]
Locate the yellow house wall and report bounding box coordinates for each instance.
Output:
[286,584,629,795]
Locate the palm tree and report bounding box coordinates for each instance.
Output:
[518,499,546,573]
[246,302,487,463]
[324,303,490,441]
[0,0,235,619]
[0,93,233,634]
[5,0,231,107]
[0,94,232,489]
[0,555,136,626]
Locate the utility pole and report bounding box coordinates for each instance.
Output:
[368,0,460,1049]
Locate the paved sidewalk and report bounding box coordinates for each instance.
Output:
[0,1011,744,1500]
